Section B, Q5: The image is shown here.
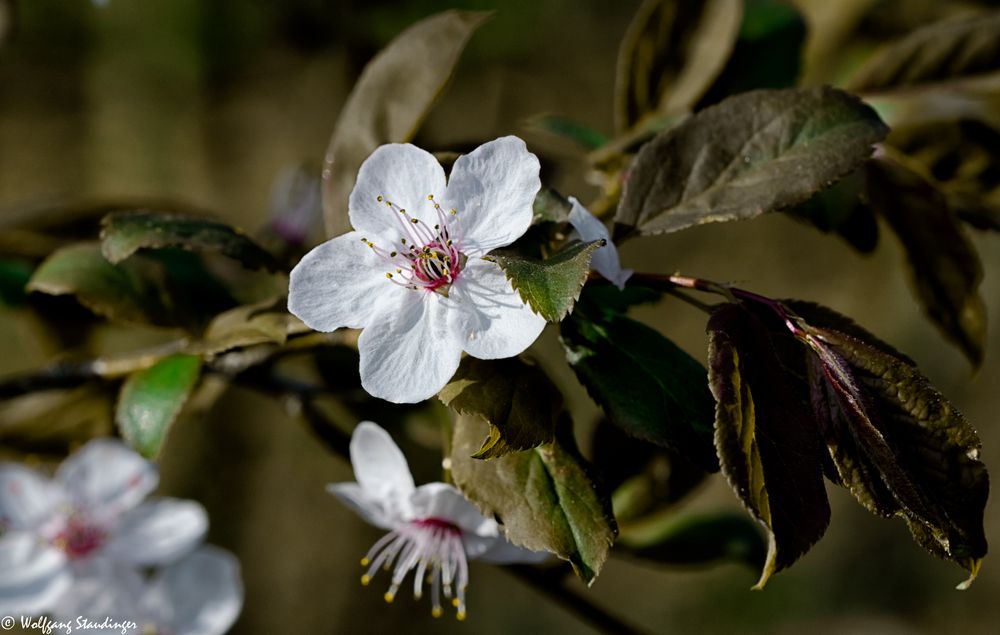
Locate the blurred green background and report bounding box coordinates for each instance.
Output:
[2,0,1000,633]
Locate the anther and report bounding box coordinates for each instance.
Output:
[376,196,383,202]
[361,575,371,586]
[431,608,443,619]
[427,194,434,200]
[384,592,395,604]
[411,218,419,224]
[386,273,393,279]
[360,237,367,242]
[361,558,370,566]
[456,611,467,622]
[390,251,397,257]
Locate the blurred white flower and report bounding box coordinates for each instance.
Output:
[0,439,207,615]
[54,545,243,635]
[289,136,547,404]
[328,422,547,620]
[567,196,633,290]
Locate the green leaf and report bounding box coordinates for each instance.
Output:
[27,243,179,327]
[615,87,889,237]
[101,211,279,271]
[0,258,34,307]
[698,0,807,105]
[438,357,561,459]
[26,244,235,331]
[848,11,1000,95]
[561,306,718,471]
[791,308,989,588]
[450,413,616,584]
[614,0,743,132]
[487,240,603,322]
[617,510,766,569]
[865,156,986,367]
[707,302,831,589]
[321,10,490,236]
[116,354,201,458]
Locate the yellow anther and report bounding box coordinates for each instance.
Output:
[457,611,467,622]
[427,194,434,200]
[360,575,371,586]
[384,592,395,604]
[410,218,419,224]
[446,239,453,246]
[395,268,401,273]
[434,203,441,210]
[377,195,383,202]
[452,598,460,608]
[360,237,367,242]
[431,608,443,619]
[386,273,393,279]
[360,557,370,566]
[450,209,457,215]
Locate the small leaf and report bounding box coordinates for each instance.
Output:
[321,10,490,236]
[617,510,766,569]
[116,354,201,458]
[101,211,279,271]
[615,87,889,237]
[438,357,561,459]
[848,11,1000,95]
[0,258,34,307]
[614,0,743,131]
[451,413,616,584]
[192,302,291,356]
[792,308,989,586]
[707,302,831,588]
[27,243,177,327]
[561,305,718,471]
[487,239,603,322]
[865,156,986,367]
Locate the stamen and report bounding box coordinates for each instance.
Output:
[357,517,471,618]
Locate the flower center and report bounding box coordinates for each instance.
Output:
[362,194,466,295]
[52,515,106,560]
[358,516,469,620]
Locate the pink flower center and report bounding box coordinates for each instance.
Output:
[52,516,106,560]
[362,194,466,294]
[358,516,469,620]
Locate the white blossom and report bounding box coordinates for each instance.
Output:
[0,439,207,615]
[567,196,633,290]
[289,136,547,404]
[53,545,243,635]
[327,422,547,620]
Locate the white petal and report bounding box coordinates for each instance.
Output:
[0,533,71,615]
[568,197,633,290]
[348,421,415,508]
[52,557,145,624]
[325,482,400,531]
[0,464,63,531]
[473,537,551,565]
[56,438,158,521]
[452,258,546,359]
[288,230,407,331]
[348,143,447,245]
[357,291,463,404]
[442,136,540,256]
[149,545,243,635]
[410,483,495,536]
[104,498,207,566]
